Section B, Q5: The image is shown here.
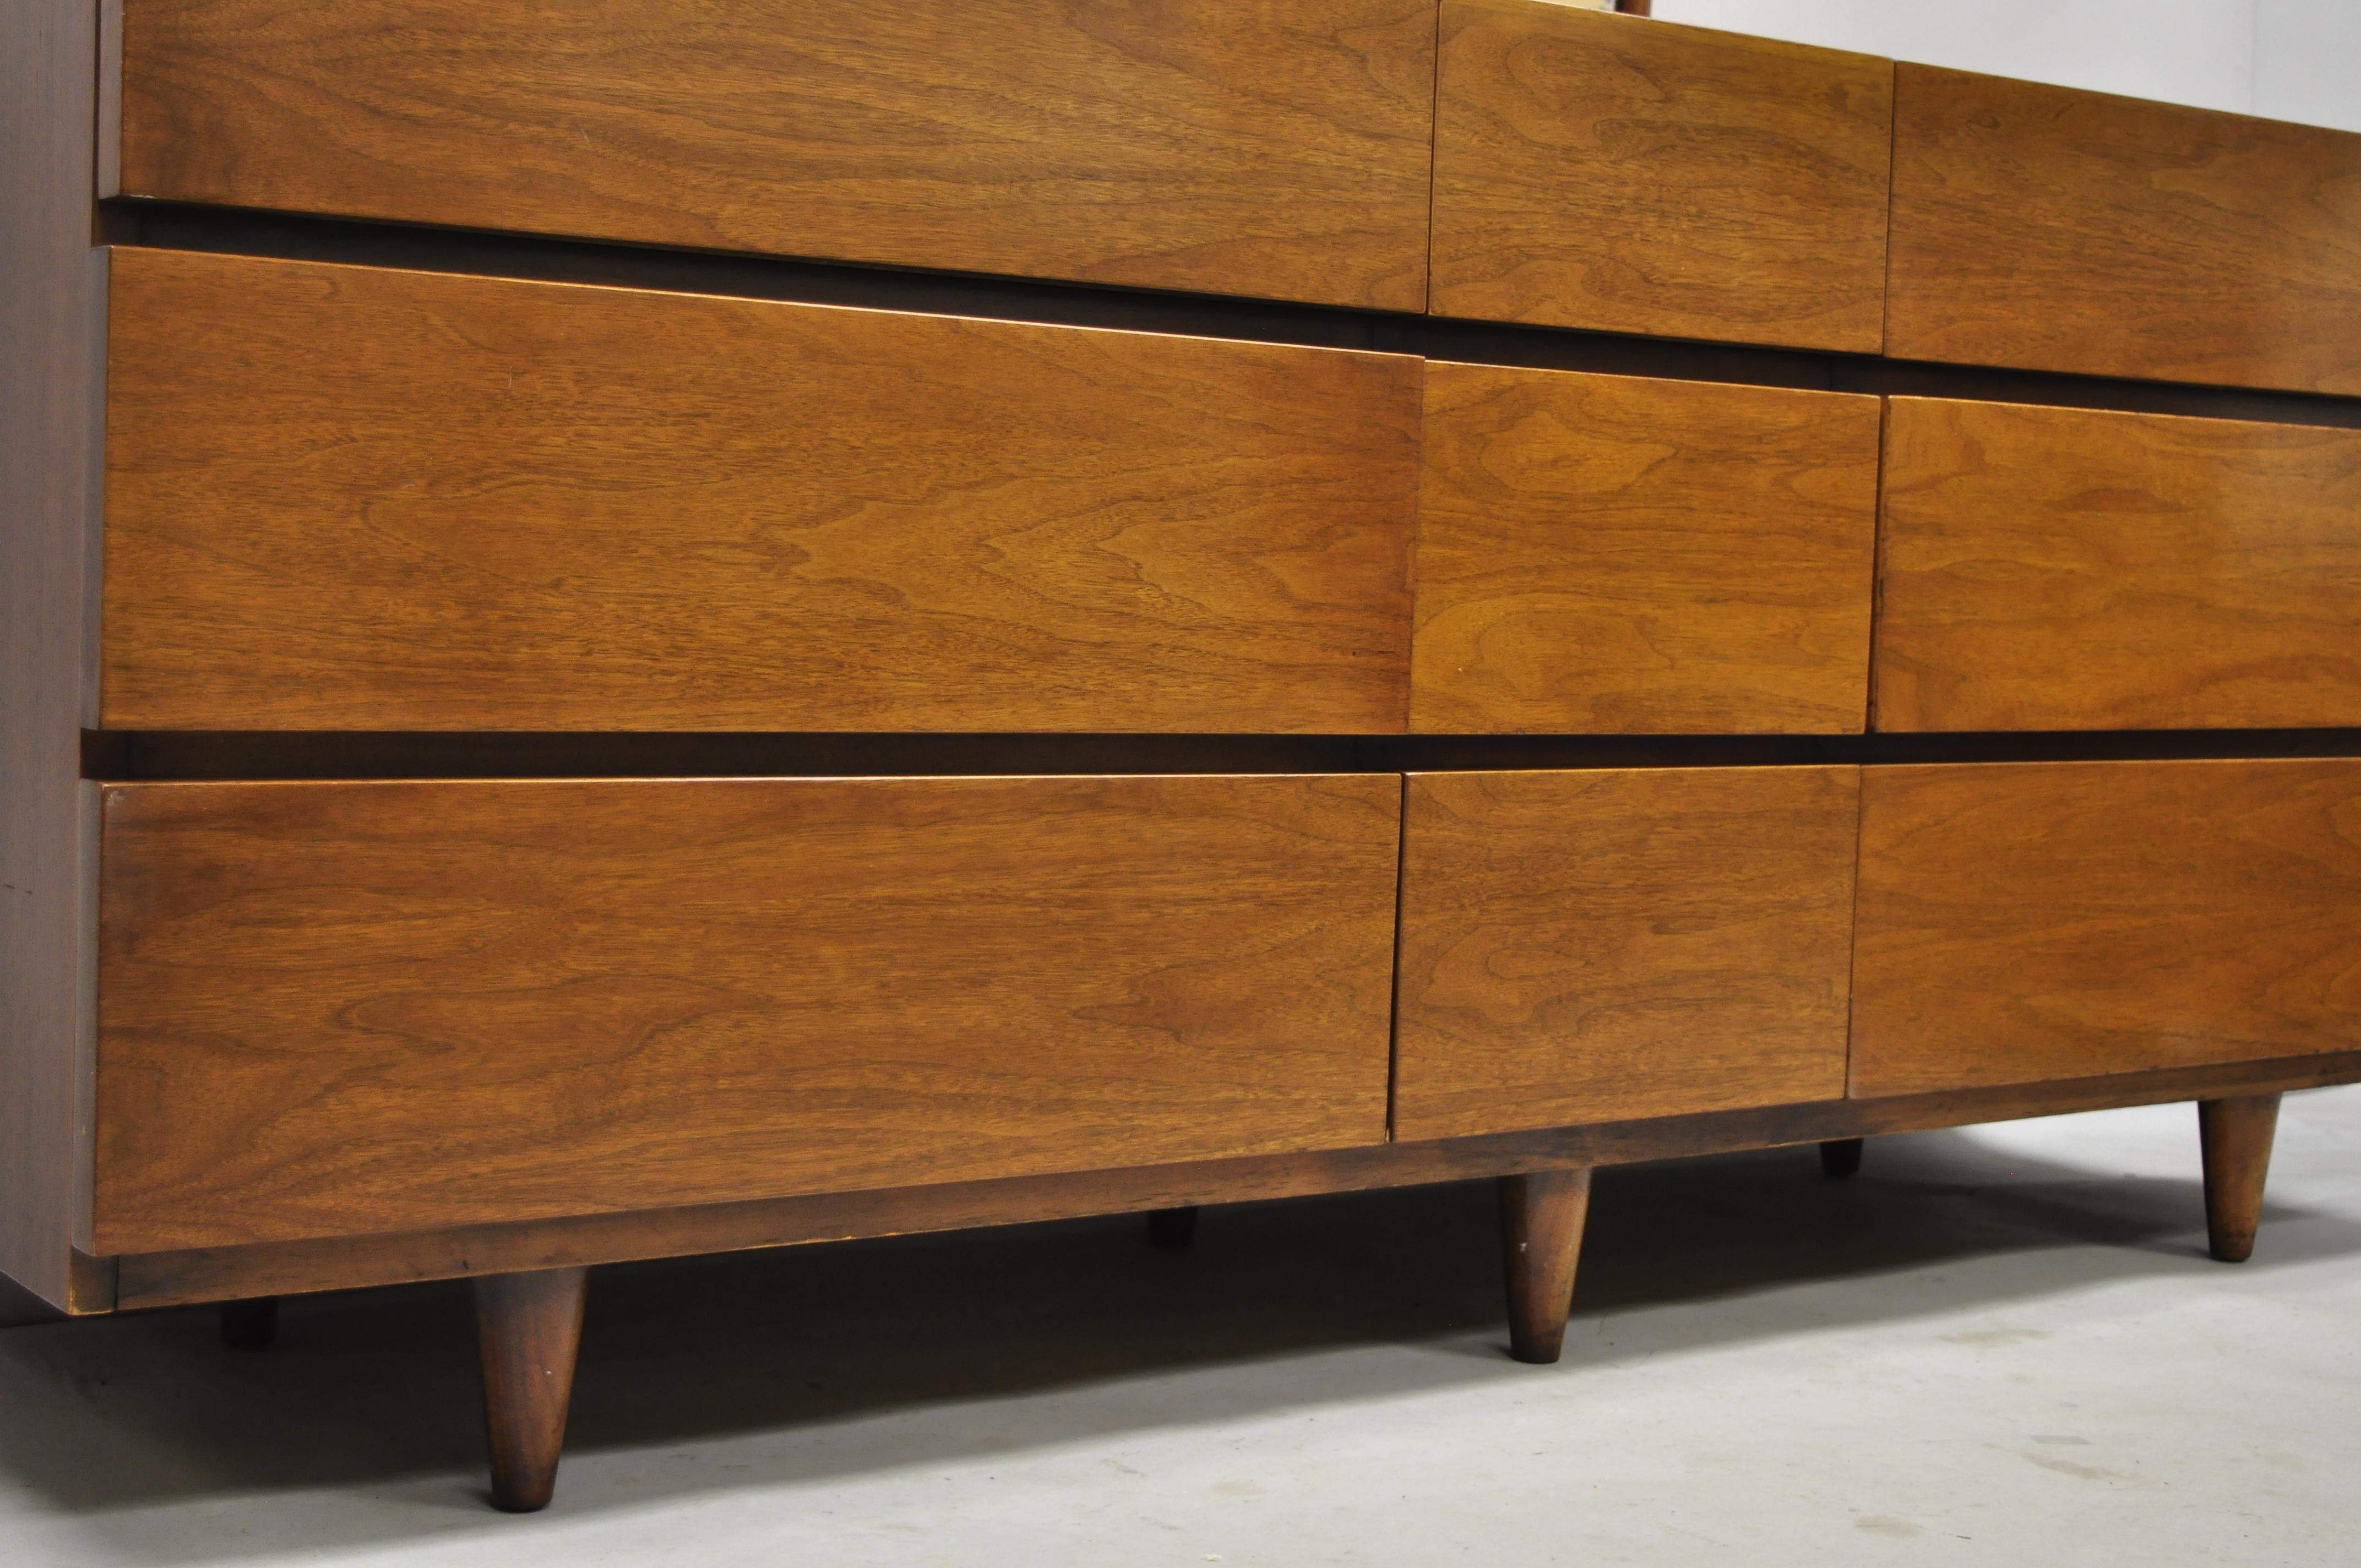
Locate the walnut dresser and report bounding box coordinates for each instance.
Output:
[7,0,2360,1512]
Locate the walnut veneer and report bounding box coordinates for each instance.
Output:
[3,0,2353,1513]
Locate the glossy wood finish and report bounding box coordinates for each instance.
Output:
[93,775,1402,1253]
[475,1267,587,1513]
[0,0,107,1314]
[111,1050,2361,1310]
[1887,66,2361,395]
[1410,365,1881,734]
[1853,761,2361,1097]
[1498,1167,1591,1364]
[102,250,1419,734]
[1395,766,1858,1140]
[1876,400,2361,733]
[112,0,1435,311]
[1430,1,1892,350]
[2198,1095,2281,1264]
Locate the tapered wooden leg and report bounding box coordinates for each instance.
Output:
[219,1297,278,1349]
[1498,1168,1592,1365]
[1146,1205,1198,1249]
[475,1266,588,1513]
[2199,1095,2281,1264]
[1819,1138,1864,1179]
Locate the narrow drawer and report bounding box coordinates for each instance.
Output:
[108,0,1436,311]
[1394,766,1859,1140]
[1429,1,1892,351]
[1410,364,1880,734]
[101,249,1419,733]
[1887,66,2361,394]
[93,774,1403,1253]
[1875,400,2361,732]
[1852,761,2361,1097]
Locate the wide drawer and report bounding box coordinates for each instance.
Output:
[1886,66,2361,395]
[93,774,1403,1253]
[107,0,1437,311]
[101,249,1419,733]
[1875,400,2361,732]
[1410,364,1880,734]
[1394,766,1858,1140]
[1851,760,2361,1096]
[1429,0,1892,351]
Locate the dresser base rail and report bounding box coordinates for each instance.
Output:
[103,1050,2361,1313]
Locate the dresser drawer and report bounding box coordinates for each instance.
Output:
[93,774,1402,1253]
[1394,766,1858,1140]
[1874,400,2361,732]
[1429,1,1892,351]
[1887,67,2361,394]
[1410,364,1880,734]
[101,249,1419,733]
[108,0,1435,311]
[1852,761,2361,1097]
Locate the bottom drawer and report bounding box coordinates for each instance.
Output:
[1394,766,1860,1140]
[1851,760,2361,1095]
[95,774,1402,1253]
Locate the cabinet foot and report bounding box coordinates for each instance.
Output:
[1498,1169,1592,1365]
[1146,1206,1198,1249]
[475,1266,589,1512]
[219,1297,278,1350]
[1819,1138,1864,1179]
[2198,1095,2281,1264]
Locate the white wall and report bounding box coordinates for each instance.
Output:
[1650,0,2361,132]
[2253,0,2361,132]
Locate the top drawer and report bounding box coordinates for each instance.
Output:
[1887,65,2361,395]
[1428,0,1892,352]
[107,0,1437,311]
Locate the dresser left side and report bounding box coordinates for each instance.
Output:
[1,0,111,1316]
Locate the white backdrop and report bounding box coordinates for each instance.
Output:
[1651,0,2361,132]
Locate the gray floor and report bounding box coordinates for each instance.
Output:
[5,1088,2358,1566]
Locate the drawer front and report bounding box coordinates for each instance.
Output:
[94,774,1403,1253]
[1875,400,2361,733]
[1852,761,2361,1097]
[1410,364,1880,734]
[1429,1,1892,351]
[1887,66,2361,395]
[1394,767,1858,1140]
[102,249,1419,734]
[112,0,1435,312]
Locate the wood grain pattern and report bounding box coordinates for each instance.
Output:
[112,0,1435,310]
[1430,0,1894,350]
[1,0,106,1313]
[1411,364,1881,733]
[1874,399,2361,732]
[93,775,1402,1254]
[111,1049,2361,1309]
[1852,761,2361,1097]
[1887,65,2361,394]
[1394,766,1859,1140]
[102,249,1420,733]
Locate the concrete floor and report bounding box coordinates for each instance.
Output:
[4,1088,2358,1566]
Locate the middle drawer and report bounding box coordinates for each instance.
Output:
[1874,398,2361,732]
[101,249,1421,734]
